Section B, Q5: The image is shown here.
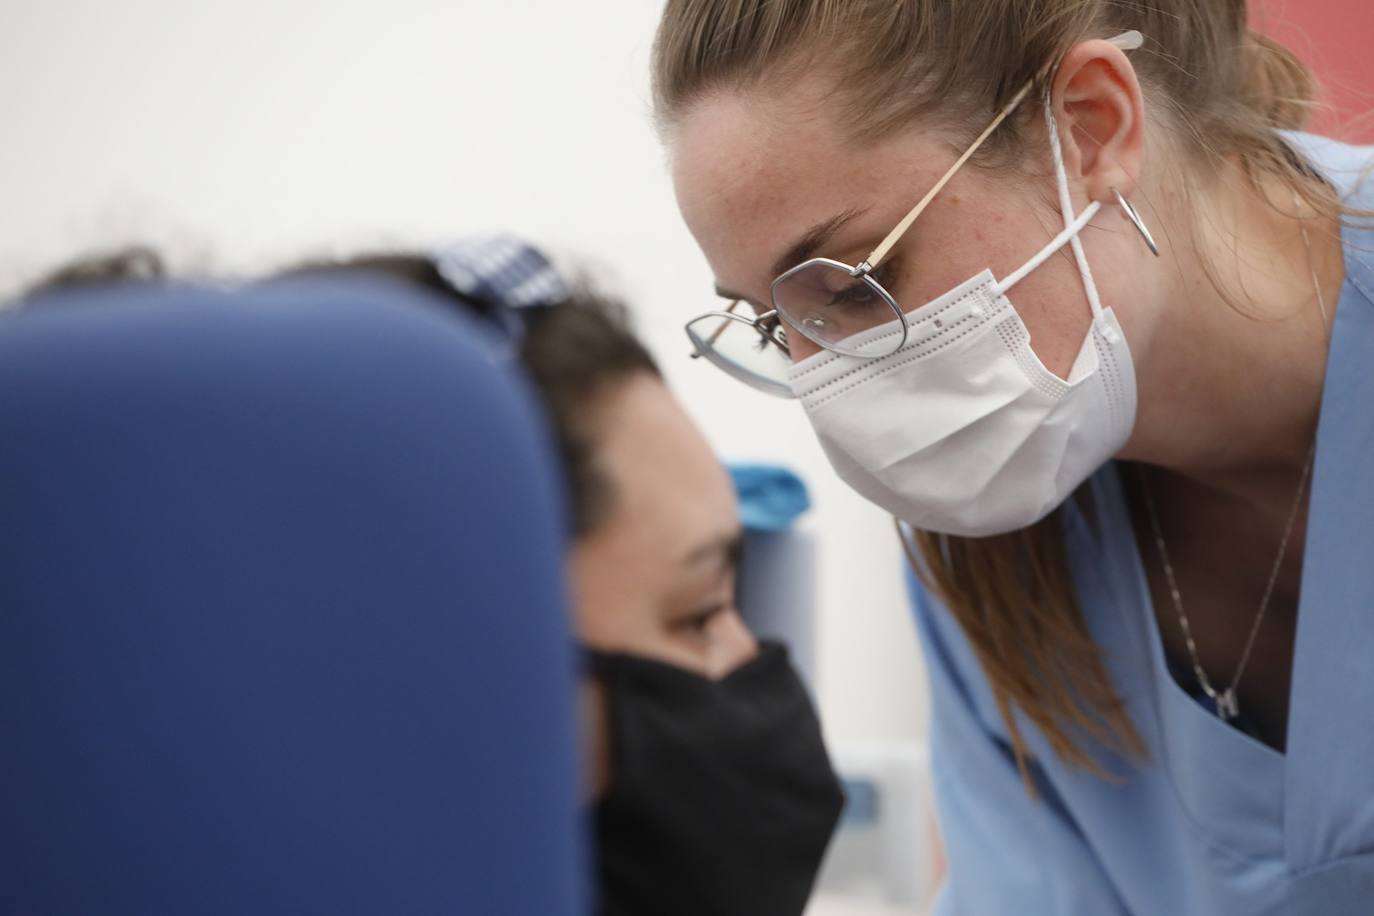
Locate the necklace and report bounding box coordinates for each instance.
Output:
[1140,208,1329,723]
[1140,443,1315,722]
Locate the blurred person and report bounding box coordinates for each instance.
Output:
[19,239,846,916]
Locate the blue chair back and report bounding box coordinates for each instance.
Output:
[0,278,586,915]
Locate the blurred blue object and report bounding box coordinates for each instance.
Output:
[728,463,812,531]
[0,276,586,916]
[729,464,818,688]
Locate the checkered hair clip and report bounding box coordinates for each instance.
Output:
[431,235,570,348]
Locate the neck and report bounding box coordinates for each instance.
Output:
[1122,162,1341,512]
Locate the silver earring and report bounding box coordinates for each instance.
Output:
[1112,188,1160,256]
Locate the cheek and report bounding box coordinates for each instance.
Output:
[1005,270,1095,379]
[569,536,719,671]
[936,200,1100,380]
[886,195,1036,307]
[568,540,657,650]
[1002,206,1149,379]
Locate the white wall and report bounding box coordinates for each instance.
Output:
[0,0,928,744]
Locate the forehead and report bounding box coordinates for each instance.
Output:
[670,82,959,296]
[591,375,737,558]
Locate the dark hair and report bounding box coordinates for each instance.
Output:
[280,252,663,536]
[20,246,661,537]
[515,294,662,536]
[22,245,166,295]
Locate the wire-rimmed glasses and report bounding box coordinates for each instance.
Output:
[685,256,909,398]
[684,31,1144,399]
[684,300,795,397]
[684,256,907,396]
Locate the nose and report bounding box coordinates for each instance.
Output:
[784,324,824,362]
[706,609,759,679]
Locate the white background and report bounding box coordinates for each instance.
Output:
[0,1,929,747]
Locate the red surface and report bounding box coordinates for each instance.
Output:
[1250,0,1374,141]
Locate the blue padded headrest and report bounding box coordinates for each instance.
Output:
[0,277,586,915]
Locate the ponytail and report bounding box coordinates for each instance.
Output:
[1241,30,1317,131]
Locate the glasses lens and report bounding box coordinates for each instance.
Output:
[685,313,794,398]
[772,261,904,356]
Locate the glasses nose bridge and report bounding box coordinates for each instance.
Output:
[749,307,822,364]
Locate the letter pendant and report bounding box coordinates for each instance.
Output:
[1215,688,1240,722]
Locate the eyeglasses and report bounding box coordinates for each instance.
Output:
[685,31,1143,398]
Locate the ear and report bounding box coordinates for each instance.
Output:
[1050,40,1146,202]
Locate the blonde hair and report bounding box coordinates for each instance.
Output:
[653,0,1338,780]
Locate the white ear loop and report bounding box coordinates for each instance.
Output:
[989,31,1144,306]
[993,201,1102,296]
[1045,94,1107,320]
[991,86,1116,326]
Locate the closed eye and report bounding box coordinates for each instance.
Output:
[826,260,899,309]
[674,602,728,634]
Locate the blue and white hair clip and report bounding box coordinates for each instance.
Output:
[431,235,570,347]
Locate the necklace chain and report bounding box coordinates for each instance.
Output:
[1140,442,1315,721]
[1140,205,1328,723]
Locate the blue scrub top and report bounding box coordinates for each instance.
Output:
[911,135,1374,915]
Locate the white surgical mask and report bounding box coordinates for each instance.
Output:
[788,97,1137,537]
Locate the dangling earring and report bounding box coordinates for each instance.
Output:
[1112,188,1160,256]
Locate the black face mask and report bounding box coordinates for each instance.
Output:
[585,640,845,916]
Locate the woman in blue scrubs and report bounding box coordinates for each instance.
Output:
[653,0,1373,911]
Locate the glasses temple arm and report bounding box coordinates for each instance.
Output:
[859,29,1142,273]
[701,300,744,348]
[860,79,1035,272]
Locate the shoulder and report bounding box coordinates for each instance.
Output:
[1284,132,1374,311]
[1284,131,1374,202]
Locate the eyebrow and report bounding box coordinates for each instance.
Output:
[713,207,867,303]
[682,530,745,571]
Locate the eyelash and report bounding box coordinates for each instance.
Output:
[754,314,786,352]
[856,260,900,297]
[677,603,727,634]
[812,259,903,312]
[726,256,901,348]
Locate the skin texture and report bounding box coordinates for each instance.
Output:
[571,373,755,793]
[672,41,1344,750]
